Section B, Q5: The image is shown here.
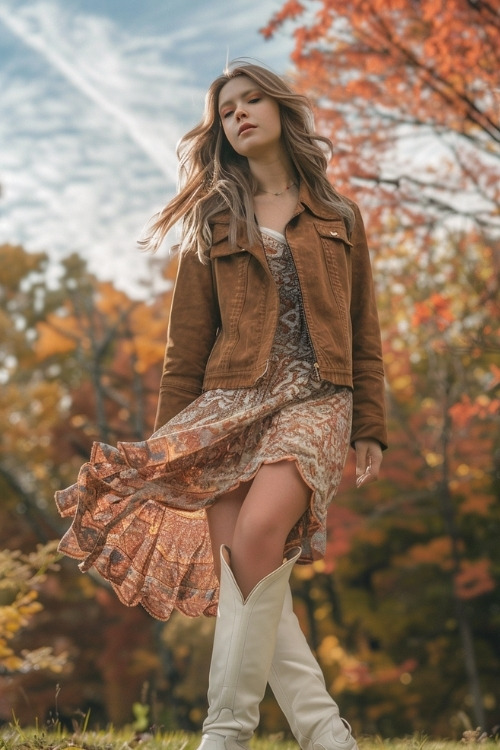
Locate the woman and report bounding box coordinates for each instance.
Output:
[56,61,387,750]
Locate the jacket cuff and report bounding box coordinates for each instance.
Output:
[350,423,388,451]
[350,369,388,450]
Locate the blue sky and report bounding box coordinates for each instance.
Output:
[0,0,295,294]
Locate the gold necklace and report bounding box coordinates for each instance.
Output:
[258,182,297,196]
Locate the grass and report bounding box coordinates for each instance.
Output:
[0,725,498,750]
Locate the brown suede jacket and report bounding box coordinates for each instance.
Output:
[154,183,387,449]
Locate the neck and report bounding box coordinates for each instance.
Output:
[248,151,296,195]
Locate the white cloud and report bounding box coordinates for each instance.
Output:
[0,0,294,295]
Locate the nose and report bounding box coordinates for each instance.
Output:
[234,102,248,121]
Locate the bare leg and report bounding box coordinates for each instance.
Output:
[206,481,249,581]
[231,461,309,597]
[207,460,310,598]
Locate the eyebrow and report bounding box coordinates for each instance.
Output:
[219,88,261,113]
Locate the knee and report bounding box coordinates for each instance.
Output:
[234,510,286,554]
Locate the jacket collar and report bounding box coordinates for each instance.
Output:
[211,181,344,227]
[296,181,345,221]
[210,181,345,252]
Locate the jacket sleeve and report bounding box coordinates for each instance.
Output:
[154,249,220,432]
[349,204,388,449]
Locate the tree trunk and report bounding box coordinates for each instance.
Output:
[440,387,486,730]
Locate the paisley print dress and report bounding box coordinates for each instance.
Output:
[55,229,353,621]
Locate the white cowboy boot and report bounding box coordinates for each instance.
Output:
[197,545,301,750]
[269,586,358,750]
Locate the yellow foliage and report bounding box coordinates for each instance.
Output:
[391,375,413,392]
[0,245,47,288]
[0,542,70,674]
[317,634,346,666]
[424,451,444,467]
[292,564,315,580]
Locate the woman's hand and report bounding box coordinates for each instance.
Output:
[355,439,383,488]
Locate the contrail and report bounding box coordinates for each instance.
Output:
[0,5,178,181]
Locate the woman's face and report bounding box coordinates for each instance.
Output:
[218,75,282,159]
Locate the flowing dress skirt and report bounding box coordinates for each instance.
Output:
[55,231,352,620]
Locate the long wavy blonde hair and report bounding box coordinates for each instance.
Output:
[141,61,355,261]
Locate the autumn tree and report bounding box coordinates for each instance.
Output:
[0,245,65,547]
[0,244,174,726]
[262,0,500,235]
[261,3,500,734]
[331,226,499,735]
[256,225,498,738]
[35,252,173,448]
[3,26,499,719]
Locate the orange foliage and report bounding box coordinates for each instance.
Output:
[454,558,496,600]
[262,0,500,229]
[35,311,80,359]
[449,393,500,430]
[261,0,304,37]
[34,277,170,381]
[412,294,455,332]
[459,492,495,517]
[394,536,454,570]
[94,282,132,317]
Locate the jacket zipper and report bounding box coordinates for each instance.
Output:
[285,236,322,382]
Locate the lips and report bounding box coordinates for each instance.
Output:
[238,123,256,135]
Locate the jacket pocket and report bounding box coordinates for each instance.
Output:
[209,249,251,371]
[313,221,353,249]
[314,221,352,352]
[209,224,247,258]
